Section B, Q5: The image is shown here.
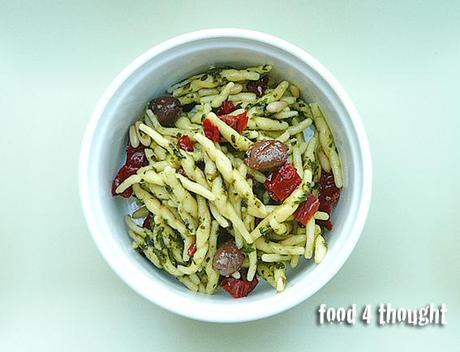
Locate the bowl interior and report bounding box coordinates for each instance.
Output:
[82,32,367,322]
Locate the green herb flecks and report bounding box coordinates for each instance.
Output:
[275,262,285,269]
[242,243,255,254]
[170,144,185,160]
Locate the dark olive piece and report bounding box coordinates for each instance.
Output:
[246,76,269,97]
[244,140,289,171]
[212,240,244,276]
[217,227,234,247]
[148,96,182,126]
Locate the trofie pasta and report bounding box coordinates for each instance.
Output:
[111,65,343,298]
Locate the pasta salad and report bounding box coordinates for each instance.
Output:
[112,65,343,298]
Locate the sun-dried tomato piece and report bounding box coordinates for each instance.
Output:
[143,214,153,229]
[294,194,320,225]
[203,118,221,142]
[219,111,248,133]
[221,274,259,298]
[187,243,197,257]
[216,100,236,115]
[111,144,148,198]
[264,163,302,201]
[317,171,341,231]
[177,135,194,152]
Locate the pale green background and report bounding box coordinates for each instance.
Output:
[1,0,459,351]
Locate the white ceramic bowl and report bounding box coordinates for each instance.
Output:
[79,28,372,323]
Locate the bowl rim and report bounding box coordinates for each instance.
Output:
[79,28,372,322]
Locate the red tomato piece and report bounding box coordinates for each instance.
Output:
[187,243,197,257]
[142,214,153,229]
[216,100,236,115]
[294,194,320,225]
[319,172,341,207]
[219,114,237,129]
[112,144,148,198]
[177,135,194,152]
[235,112,249,133]
[264,163,302,201]
[317,171,341,231]
[219,111,248,134]
[221,275,259,298]
[203,118,221,142]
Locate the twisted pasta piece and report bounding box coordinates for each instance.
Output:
[192,195,211,265]
[220,69,260,81]
[211,82,234,108]
[194,133,267,218]
[132,184,189,238]
[255,238,305,255]
[276,118,313,142]
[310,103,343,187]
[205,221,220,293]
[248,117,289,131]
[163,166,198,218]
[250,183,308,241]
[211,176,253,243]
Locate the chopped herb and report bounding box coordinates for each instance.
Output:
[157,233,166,248]
[152,247,165,263]
[205,66,227,79]
[296,193,308,204]
[246,101,267,110]
[274,262,285,269]
[307,159,317,171]
[242,244,255,254]
[146,238,155,247]
[169,255,177,267]
[260,226,271,235]
[170,144,185,159]
[301,111,311,120]
[170,235,183,247]
[231,135,236,144]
